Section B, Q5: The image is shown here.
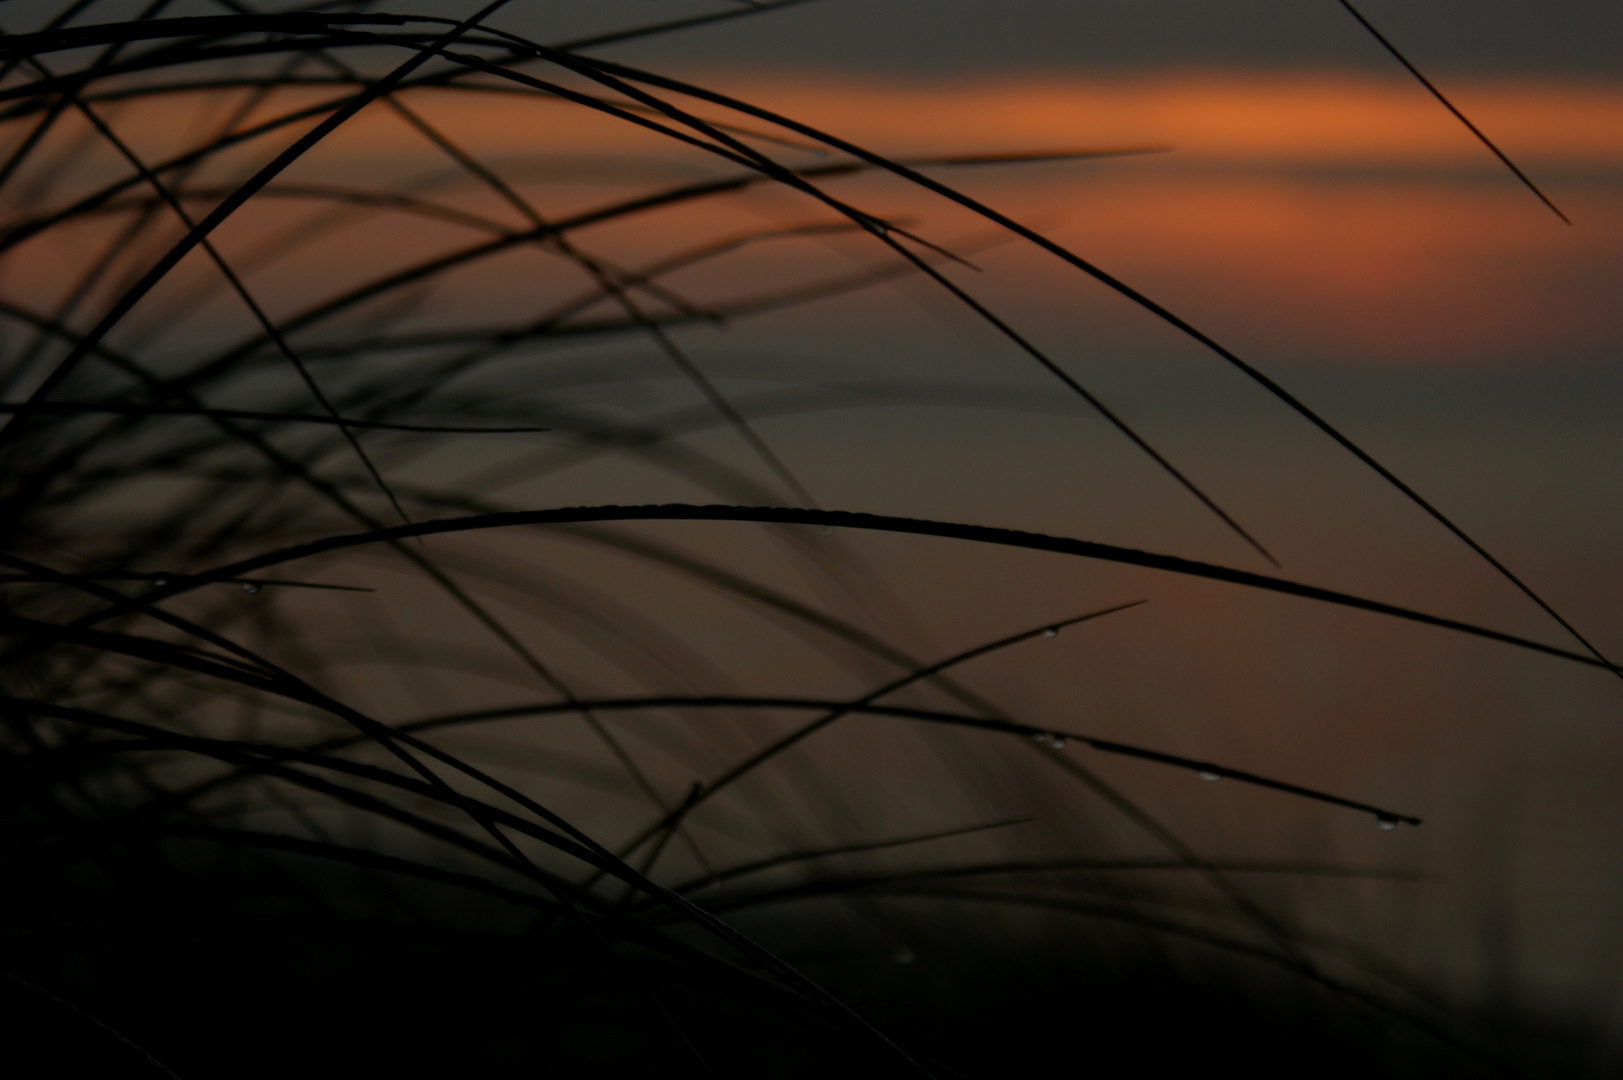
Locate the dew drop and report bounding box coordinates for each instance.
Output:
[1030,732,1047,743]
[151,575,169,587]
[892,946,915,965]
[1198,771,1221,782]
[1049,735,1067,749]
[241,582,260,594]
[1043,628,1057,638]
[1376,817,1398,831]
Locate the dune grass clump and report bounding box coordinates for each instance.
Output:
[0,2,1605,1076]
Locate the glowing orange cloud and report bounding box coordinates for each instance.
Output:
[12,72,1621,365]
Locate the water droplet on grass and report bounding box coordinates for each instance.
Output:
[241,582,260,594]
[1198,771,1221,782]
[1377,816,1398,831]
[1049,735,1067,749]
[1043,628,1057,638]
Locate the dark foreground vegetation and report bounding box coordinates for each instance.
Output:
[0,2,1614,1076]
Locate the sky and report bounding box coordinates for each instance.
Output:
[523,0,1623,78]
[564,0,1623,367]
[5,0,1623,1040]
[474,0,1623,1021]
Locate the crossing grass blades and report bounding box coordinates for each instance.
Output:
[0,2,1603,1077]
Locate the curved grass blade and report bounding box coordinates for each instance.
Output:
[618,603,1146,875]
[153,505,1623,674]
[554,0,823,53]
[549,50,1613,675]
[1335,0,1568,224]
[427,36,1277,564]
[0,1,516,450]
[388,695,1420,827]
[0,401,548,433]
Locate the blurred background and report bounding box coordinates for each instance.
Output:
[3,1,1621,1074]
